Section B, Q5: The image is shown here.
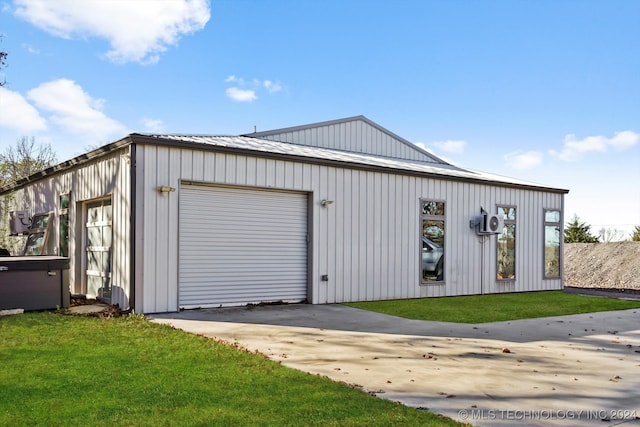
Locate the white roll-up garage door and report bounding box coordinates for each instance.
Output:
[179,184,308,308]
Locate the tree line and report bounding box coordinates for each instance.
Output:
[564,215,640,243]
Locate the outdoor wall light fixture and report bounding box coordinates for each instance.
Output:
[156,186,176,194]
[321,199,334,207]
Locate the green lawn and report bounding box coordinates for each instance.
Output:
[0,313,461,427]
[344,291,640,323]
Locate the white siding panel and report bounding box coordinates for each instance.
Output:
[256,119,440,163]
[178,185,308,308]
[134,143,564,312]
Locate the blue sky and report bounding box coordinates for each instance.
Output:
[1,0,639,238]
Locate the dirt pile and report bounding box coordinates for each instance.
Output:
[564,242,640,290]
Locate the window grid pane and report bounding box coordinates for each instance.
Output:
[544,210,561,278]
[497,206,516,281]
[497,223,516,280]
[421,200,445,283]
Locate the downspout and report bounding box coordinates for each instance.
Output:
[129,143,137,312]
[479,234,489,295]
[560,196,566,287]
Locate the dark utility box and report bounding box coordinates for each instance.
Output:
[0,256,70,311]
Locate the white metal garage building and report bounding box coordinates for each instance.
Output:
[0,116,568,313]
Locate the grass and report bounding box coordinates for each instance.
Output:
[344,291,640,324]
[0,313,460,427]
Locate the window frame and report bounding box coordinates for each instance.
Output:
[420,199,446,284]
[543,209,562,279]
[59,193,70,257]
[496,205,517,282]
[22,212,54,256]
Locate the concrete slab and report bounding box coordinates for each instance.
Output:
[67,303,109,314]
[151,305,640,427]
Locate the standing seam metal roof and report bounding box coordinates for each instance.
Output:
[139,133,568,193]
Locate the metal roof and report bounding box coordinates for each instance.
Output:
[0,121,569,195]
[134,133,569,193]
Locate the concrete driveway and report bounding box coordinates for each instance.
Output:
[151,304,640,426]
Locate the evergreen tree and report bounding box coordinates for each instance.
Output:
[564,215,599,243]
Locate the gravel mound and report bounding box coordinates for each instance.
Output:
[564,242,640,290]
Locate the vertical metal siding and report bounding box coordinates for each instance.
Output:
[257,120,439,163]
[135,144,564,312]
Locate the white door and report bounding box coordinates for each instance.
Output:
[179,185,308,308]
[85,199,112,302]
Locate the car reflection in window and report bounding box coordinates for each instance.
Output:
[422,237,444,282]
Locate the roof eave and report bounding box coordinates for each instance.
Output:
[132,134,569,194]
[0,136,133,195]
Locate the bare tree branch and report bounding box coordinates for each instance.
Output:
[0,137,58,186]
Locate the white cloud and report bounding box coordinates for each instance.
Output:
[414,142,458,165]
[0,86,47,133]
[414,142,428,151]
[21,43,40,54]
[27,78,127,143]
[141,118,165,134]
[14,0,210,64]
[226,87,257,102]
[549,131,640,161]
[504,150,543,170]
[263,80,283,94]
[224,75,284,101]
[431,139,467,154]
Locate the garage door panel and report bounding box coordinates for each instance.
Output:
[179,185,308,308]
